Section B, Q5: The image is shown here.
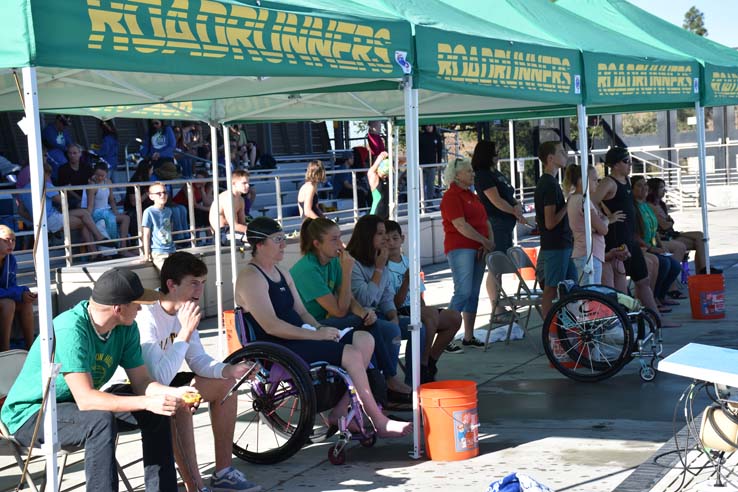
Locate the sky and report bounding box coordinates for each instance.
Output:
[629,0,738,48]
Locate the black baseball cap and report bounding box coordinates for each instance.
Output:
[605,147,630,166]
[246,217,283,248]
[91,268,159,305]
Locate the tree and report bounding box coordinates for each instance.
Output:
[682,6,708,36]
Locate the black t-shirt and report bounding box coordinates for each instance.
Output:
[56,163,92,187]
[418,132,443,164]
[602,175,636,251]
[534,173,572,250]
[474,168,517,227]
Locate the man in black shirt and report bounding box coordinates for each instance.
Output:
[56,143,93,209]
[534,141,576,317]
[419,125,444,203]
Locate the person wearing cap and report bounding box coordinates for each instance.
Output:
[135,252,261,492]
[236,217,412,438]
[367,151,392,219]
[592,146,672,326]
[297,160,326,220]
[208,169,251,245]
[0,268,191,492]
[41,114,73,171]
[419,124,444,205]
[534,141,577,318]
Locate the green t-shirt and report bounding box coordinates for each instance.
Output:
[1,300,145,434]
[290,253,342,321]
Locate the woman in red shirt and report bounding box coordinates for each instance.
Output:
[440,158,493,350]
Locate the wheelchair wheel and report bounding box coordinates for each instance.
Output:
[225,342,317,465]
[542,290,633,382]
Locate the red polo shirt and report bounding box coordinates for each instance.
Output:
[440,182,489,254]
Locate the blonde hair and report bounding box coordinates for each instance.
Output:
[305,160,326,183]
[443,158,471,187]
[0,225,14,239]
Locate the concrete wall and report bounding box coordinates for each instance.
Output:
[54,215,447,317]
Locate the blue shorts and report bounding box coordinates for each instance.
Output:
[538,248,577,288]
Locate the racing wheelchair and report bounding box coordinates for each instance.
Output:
[223,308,378,465]
[541,281,663,382]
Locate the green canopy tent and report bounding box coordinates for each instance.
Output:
[2,0,421,484]
[557,0,738,275]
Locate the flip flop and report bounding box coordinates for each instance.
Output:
[661,298,680,306]
[661,320,682,328]
[668,290,688,300]
[657,306,672,313]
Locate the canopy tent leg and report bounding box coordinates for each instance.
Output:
[508,120,518,245]
[21,66,60,491]
[222,125,239,305]
[695,102,711,273]
[387,119,396,220]
[403,75,422,460]
[210,124,225,359]
[577,104,594,285]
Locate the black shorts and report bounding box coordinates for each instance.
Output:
[623,244,649,282]
[170,371,196,387]
[278,330,355,366]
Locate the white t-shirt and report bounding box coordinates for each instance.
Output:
[386,255,425,309]
[136,301,226,384]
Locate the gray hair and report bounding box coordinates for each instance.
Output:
[443,158,472,187]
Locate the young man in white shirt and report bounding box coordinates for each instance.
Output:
[136,252,261,492]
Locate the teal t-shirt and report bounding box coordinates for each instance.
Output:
[386,255,426,309]
[290,253,342,321]
[1,300,145,434]
[637,202,659,247]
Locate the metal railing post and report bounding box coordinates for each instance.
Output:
[275,176,283,224]
[134,185,143,255]
[60,190,72,266]
[351,171,359,223]
[187,182,196,248]
[677,167,684,212]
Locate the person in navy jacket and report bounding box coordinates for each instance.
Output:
[0,225,36,351]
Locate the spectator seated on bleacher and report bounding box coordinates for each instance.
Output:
[41,115,73,175]
[20,163,105,261]
[332,156,369,209]
[173,170,212,238]
[82,163,134,257]
[141,119,176,170]
[0,225,36,352]
[98,120,119,180]
[56,143,92,209]
[208,170,250,245]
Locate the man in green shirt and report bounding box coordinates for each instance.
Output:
[1,268,192,491]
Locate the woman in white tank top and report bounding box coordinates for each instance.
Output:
[84,164,134,256]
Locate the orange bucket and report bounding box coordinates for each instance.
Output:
[223,310,243,356]
[521,247,538,281]
[688,274,725,320]
[419,380,478,461]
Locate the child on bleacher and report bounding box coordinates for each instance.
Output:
[384,220,460,381]
[142,182,175,271]
[83,163,134,256]
[0,225,36,351]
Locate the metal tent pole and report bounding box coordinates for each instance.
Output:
[222,125,238,304]
[577,104,594,284]
[508,120,518,245]
[696,102,711,272]
[210,124,225,359]
[22,66,60,492]
[403,75,422,459]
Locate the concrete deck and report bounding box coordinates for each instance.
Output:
[2,208,737,492]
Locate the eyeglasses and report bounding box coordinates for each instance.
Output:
[269,234,287,244]
[150,191,167,196]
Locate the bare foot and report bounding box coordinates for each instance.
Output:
[375,417,412,438]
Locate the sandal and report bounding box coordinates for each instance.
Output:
[661,298,680,306]
[668,290,688,300]
[657,306,672,313]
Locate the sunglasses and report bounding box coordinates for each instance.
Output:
[269,234,287,244]
[621,159,631,164]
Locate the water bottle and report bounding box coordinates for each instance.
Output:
[681,258,690,284]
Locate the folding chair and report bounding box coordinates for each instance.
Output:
[0,349,134,492]
[485,252,543,353]
[506,246,544,295]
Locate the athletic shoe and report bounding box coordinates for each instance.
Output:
[462,337,485,349]
[444,341,464,354]
[210,467,262,492]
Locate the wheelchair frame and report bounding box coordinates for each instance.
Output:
[541,284,663,382]
[223,309,377,465]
